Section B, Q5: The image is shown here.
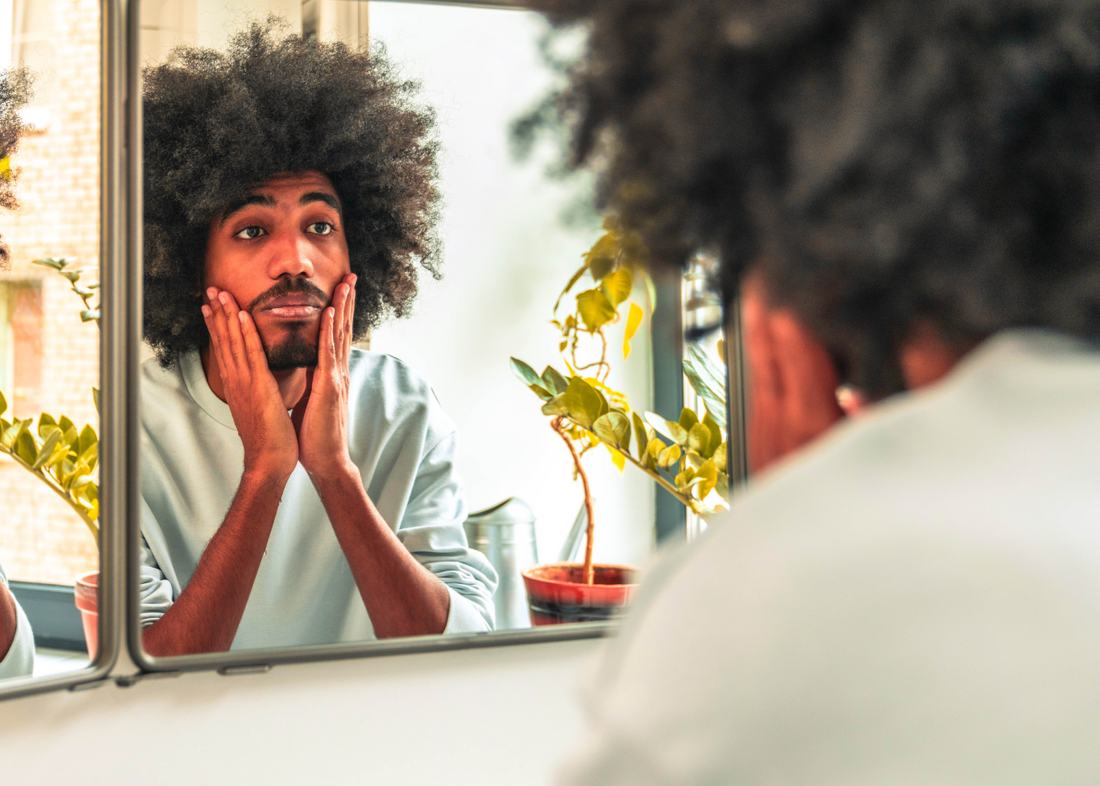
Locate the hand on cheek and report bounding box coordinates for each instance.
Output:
[293,273,357,477]
[203,287,299,482]
[742,277,845,474]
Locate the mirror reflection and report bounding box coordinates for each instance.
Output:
[138,0,664,659]
[0,0,102,682]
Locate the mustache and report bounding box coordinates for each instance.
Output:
[247,278,329,313]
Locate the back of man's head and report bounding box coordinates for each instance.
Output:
[533,0,1100,396]
[142,19,440,367]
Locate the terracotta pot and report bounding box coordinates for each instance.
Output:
[521,562,638,626]
[73,570,98,659]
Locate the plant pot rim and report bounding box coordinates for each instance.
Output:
[522,562,639,588]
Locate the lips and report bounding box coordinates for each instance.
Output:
[258,294,325,320]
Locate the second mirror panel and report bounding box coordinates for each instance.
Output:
[137,0,662,660]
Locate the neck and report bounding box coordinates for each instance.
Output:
[899,322,979,390]
[200,346,308,409]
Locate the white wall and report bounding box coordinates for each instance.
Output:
[368,3,657,568]
[0,638,601,784]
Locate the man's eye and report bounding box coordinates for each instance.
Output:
[307,222,334,236]
[234,226,266,240]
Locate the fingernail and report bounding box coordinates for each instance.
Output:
[218,292,229,305]
[202,305,211,317]
[238,311,247,323]
[206,287,217,300]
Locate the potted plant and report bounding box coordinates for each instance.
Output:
[0,257,100,655]
[511,219,729,625]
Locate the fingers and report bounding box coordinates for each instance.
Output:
[342,274,356,365]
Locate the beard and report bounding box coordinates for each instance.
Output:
[264,324,319,371]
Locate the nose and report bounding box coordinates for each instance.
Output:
[267,232,315,280]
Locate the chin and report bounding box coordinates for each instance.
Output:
[264,330,319,371]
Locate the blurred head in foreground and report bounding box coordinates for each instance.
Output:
[528,0,1100,400]
[0,68,31,269]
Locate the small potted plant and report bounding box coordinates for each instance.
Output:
[0,257,100,655]
[511,219,729,625]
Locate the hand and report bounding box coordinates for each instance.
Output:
[203,288,299,482]
[742,275,845,474]
[292,274,356,477]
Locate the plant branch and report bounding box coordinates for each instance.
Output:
[552,416,595,585]
[3,448,99,544]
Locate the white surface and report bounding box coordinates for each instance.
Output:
[31,646,88,678]
[560,330,1100,785]
[0,637,600,785]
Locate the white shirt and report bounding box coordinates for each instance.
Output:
[139,349,497,650]
[0,561,33,679]
[560,329,1100,785]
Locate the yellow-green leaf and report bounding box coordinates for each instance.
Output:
[713,441,728,472]
[623,302,643,359]
[583,233,617,281]
[32,428,62,470]
[632,412,649,458]
[657,442,682,470]
[679,407,699,432]
[2,418,29,451]
[32,257,66,270]
[541,376,605,430]
[37,413,57,437]
[576,288,616,333]
[687,422,711,456]
[78,424,97,456]
[92,388,100,415]
[600,268,633,308]
[695,459,719,500]
[645,412,688,445]
[0,388,5,418]
[716,472,730,502]
[60,270,80,283]
[703,410,723,458]
[15,430,36,465]
[605,443,626,472]
[541,366,569,396]
[675,466,698,493]
[593,411,631,452]
[554,263,590,314]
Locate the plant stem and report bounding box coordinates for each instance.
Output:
[552,416,595,585]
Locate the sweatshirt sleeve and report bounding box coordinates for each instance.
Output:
[0,562,34,680]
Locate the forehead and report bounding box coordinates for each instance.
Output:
[246,170,339,200]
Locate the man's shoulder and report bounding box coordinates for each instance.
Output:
[347,348,437,401]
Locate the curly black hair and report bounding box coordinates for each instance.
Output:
[143,19,440,366]
[0,67,32,268]
[526,0,1100,396]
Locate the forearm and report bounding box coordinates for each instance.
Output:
[0,582,17,663]
[311,463,451,638]
[143,470,287,656]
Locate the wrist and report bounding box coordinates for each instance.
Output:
[306,455,359,489]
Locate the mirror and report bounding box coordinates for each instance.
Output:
[135,0,705,667]
[0,0,105,685]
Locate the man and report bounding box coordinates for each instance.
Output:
[0,66,34,680]
[138,23,496,656]
[527,0,1100,782]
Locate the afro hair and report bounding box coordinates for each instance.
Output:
[0,67,32,268]
[526,0,1100,396]
[142,19,440,366]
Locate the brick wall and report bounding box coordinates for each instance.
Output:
[0,0,100,585]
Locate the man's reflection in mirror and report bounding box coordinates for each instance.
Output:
[0,67,34,679]
[0,67,33,681]
[138,21,497,656]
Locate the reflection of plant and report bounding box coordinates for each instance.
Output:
[0,258,99,543]
[511,219,729,584]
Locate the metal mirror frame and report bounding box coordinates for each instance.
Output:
[0,0,127,701]
[120,0,750,679]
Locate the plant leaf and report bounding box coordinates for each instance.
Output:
[541,366,569,396]
[78,424,97,456]
[695,459,719,499]
[576,288,616,333]
[593,411,631,452]
[92,388,100,415]
[645,412,688,445]
[632,412,649,458]
[37,413,57,437]
[583,233,617,281]
[510,357,549,398]
[32,257,66,270]
[80,309,101,323]
[600,268,633,308]
[657,442,682,469]
[679,407,699,432]
[541,376,605,430]
[32,428,62,469]
[623,302,643,359]
[553,263,589,314]
[605,443,626,472]
[713,441,728,472]
[60,270,80,283]
[15,430,36,465]
[0,388,5,418]
[687,422,711,456]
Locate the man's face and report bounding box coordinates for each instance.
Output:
[205,171,351,370]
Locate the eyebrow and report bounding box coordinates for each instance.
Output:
[217,191,343,226]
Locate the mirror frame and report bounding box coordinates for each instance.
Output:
[0,0,127,701]
[124,0,629,678]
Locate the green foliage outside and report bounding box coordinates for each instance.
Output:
[0,258,100,543]
[511,219,730,582]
